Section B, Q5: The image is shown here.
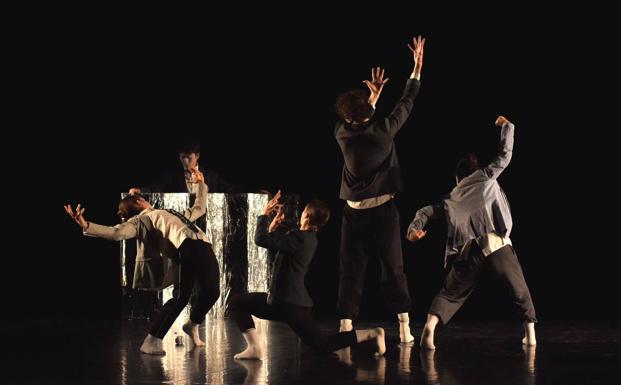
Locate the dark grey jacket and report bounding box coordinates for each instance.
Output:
[255,216,317,307]
[336,78,421,200]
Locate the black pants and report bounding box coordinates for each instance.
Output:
[337,200,411,319]
[429,244,537,324]
[149,239,220,338]
[229,293,358,353]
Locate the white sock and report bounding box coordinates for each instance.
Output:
[398,313,415,343]
[140,334,166,355]
[522,322,537,346]
[235,328,265,360]
[183,320,206,347]
[340,319,353,332]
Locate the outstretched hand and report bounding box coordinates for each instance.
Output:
[263,190,283,216]
[269,205,286,232]
[364,67,389,107]
[64,203,89,230]
[189,167,205,184]
[407,35,426,77]
[495,115,509,127]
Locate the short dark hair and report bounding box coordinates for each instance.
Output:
[177,140,201,154]
[305,199,331,229]
[118,194,145,218]
[335,90,374,123]
[455,153,480,180]
[120,194,144,205]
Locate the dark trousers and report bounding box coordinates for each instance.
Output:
[429,244,537,324]
[229,293,358,353]
[149,239,220,338]
[337,200,411,319]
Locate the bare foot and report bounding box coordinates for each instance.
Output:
[140,334,166,355]
[183,321,206,347]
[420,326,436,350]
[234,345,265,360]
[373,327,386,356]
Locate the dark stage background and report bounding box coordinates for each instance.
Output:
[8,9,616,326]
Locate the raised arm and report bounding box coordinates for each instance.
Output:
[255,215,276,249]
[182,168,209,222]
[482,115,515,179]
[254,190,282,249]
[383,35,425,137]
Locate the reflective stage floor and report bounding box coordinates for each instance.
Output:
[2,318,619,384]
